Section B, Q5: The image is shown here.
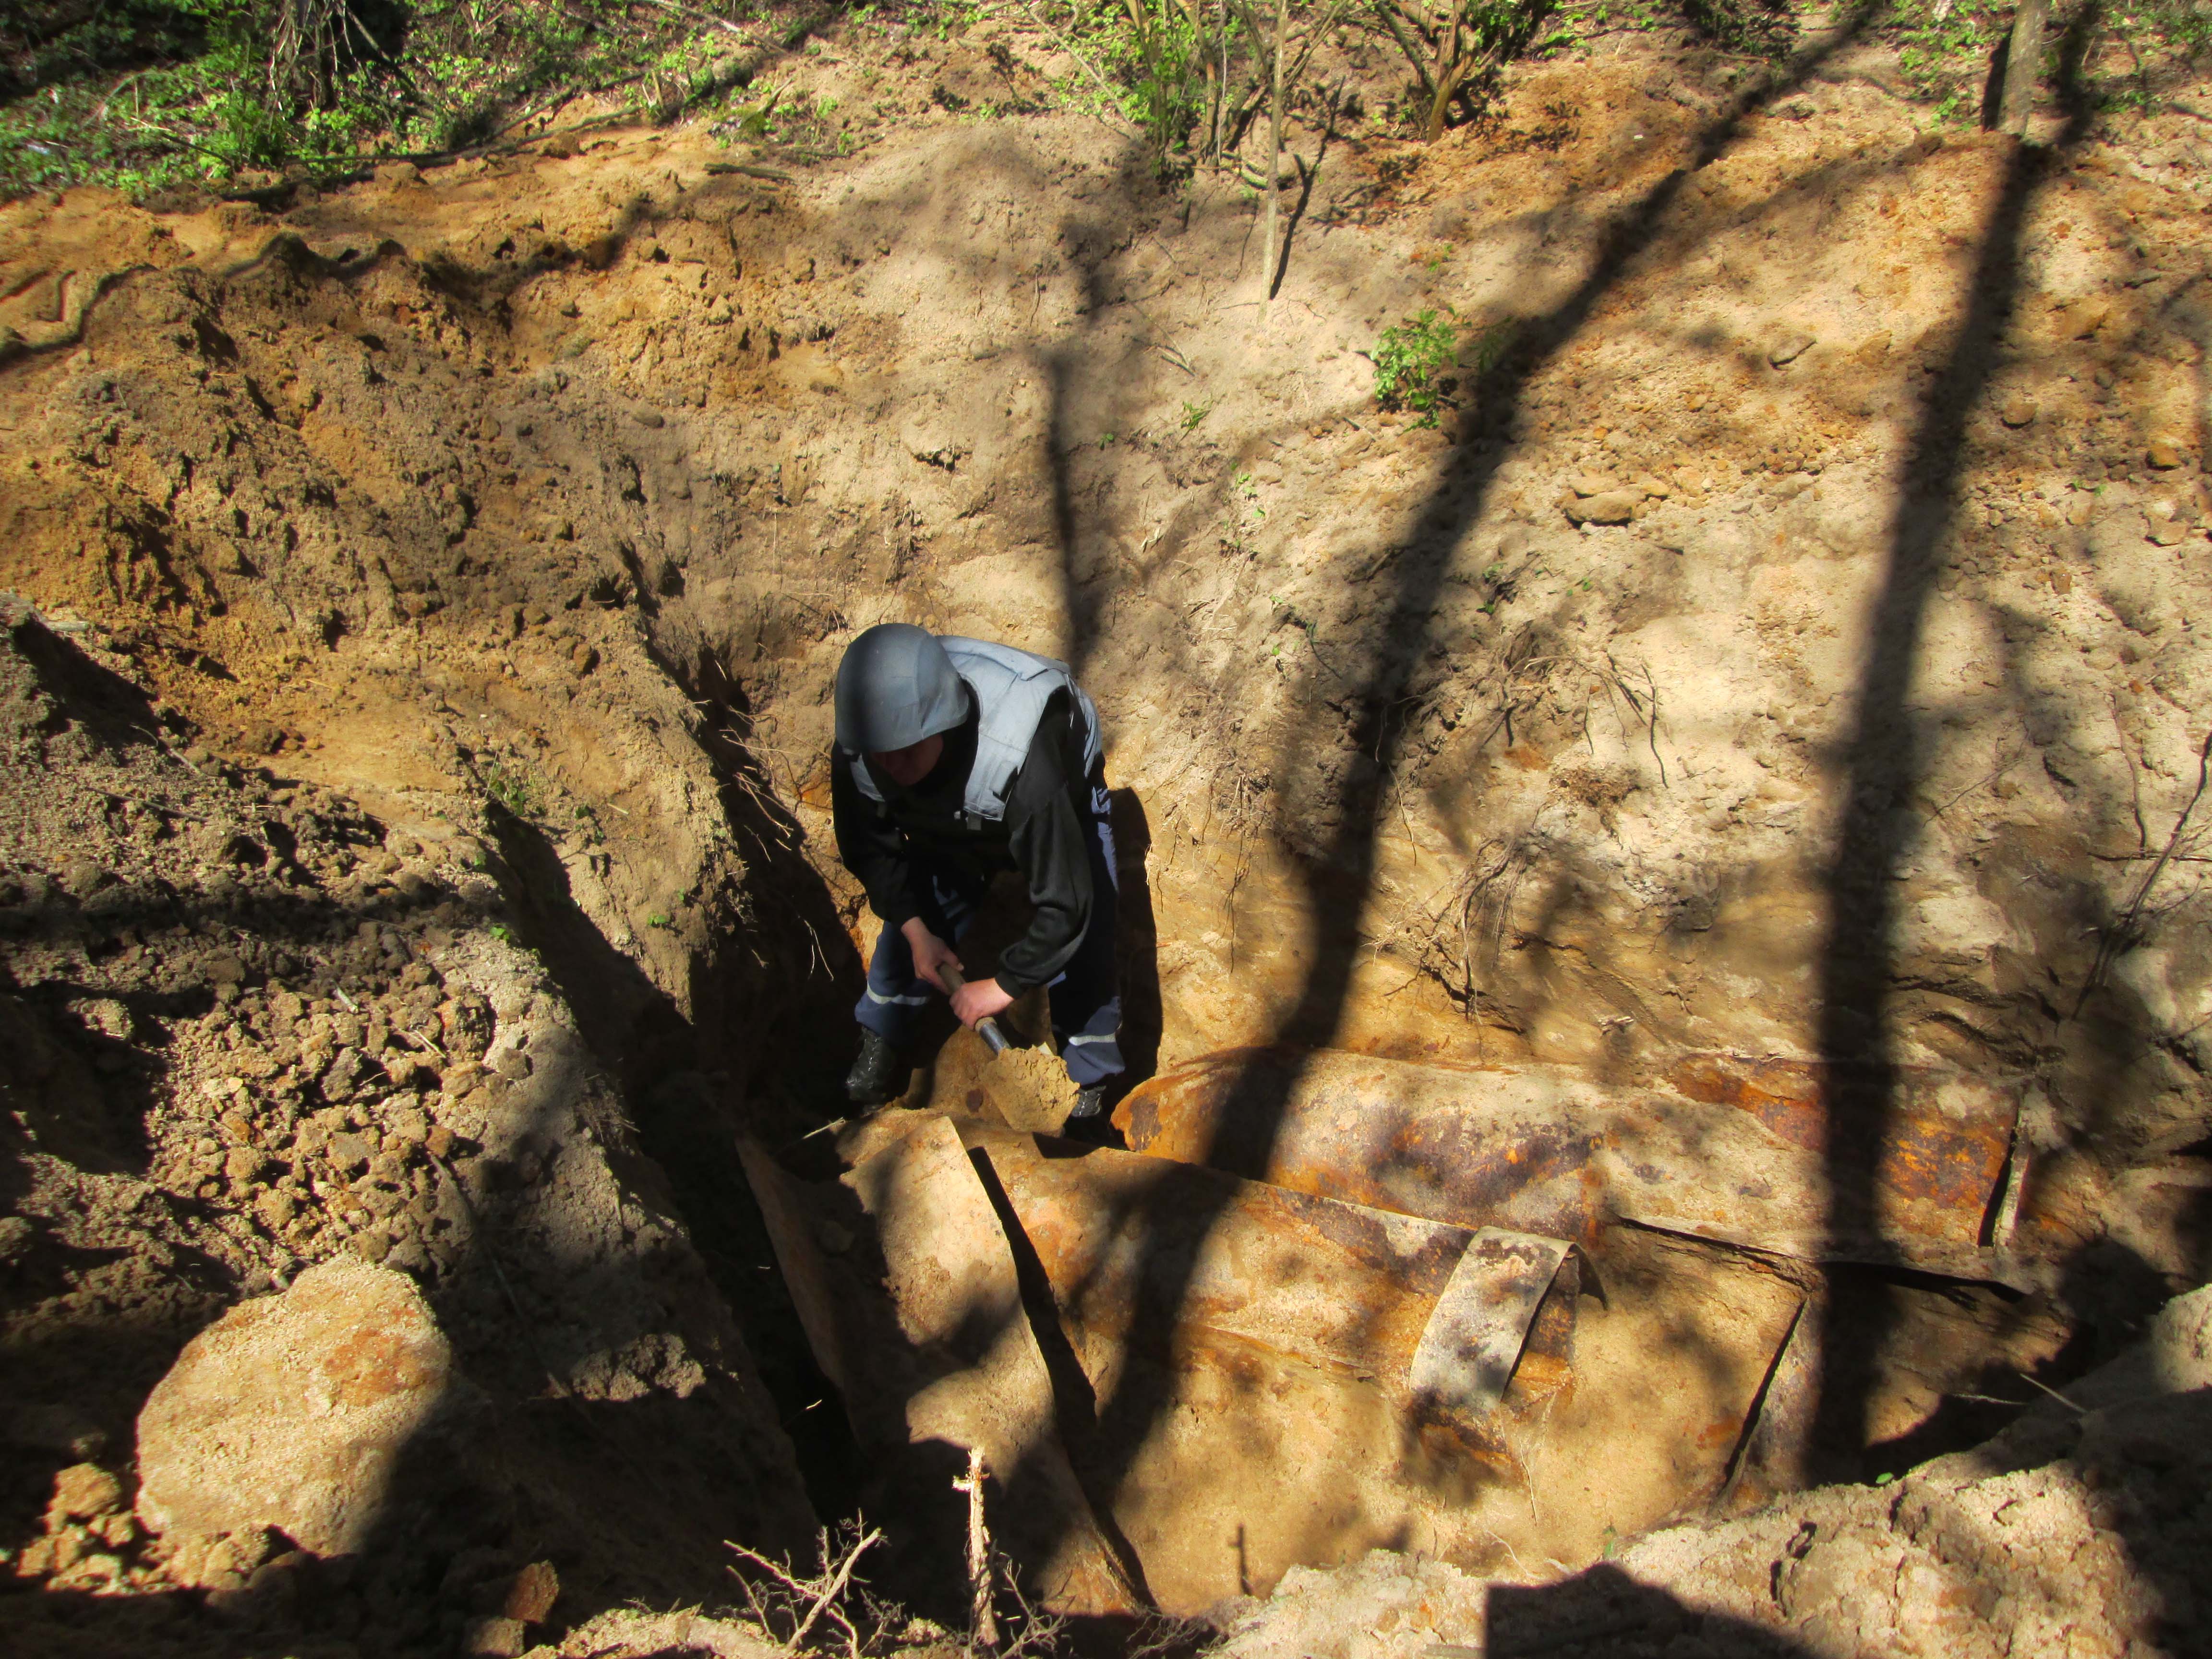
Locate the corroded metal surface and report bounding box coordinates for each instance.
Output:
[960,1121,1469,1390]
[1114,1047,1609,1247]
[1665,1052,2014,1221]
[957,1125,1801,1615]
[753,1111,1807,1617]
[1114,1047,2021,1276]
[1409,1229,1575,1424]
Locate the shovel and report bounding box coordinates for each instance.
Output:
[939,962,1010,1058]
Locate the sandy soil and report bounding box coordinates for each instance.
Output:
[0,600,814,1653]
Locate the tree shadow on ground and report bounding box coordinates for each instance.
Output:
[1487,1564,1816,1657]
[1034,0,1900,1551]
[1803,0,2104,1479]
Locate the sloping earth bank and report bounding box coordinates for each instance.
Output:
[0,600,818,1654]
[0,0,2209,1652]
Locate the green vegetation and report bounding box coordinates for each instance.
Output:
[1895,0,2024,120]
[0,0,774,199]
[1465,316,1519,377]
[1039,0,1560,169]
[1672,0,1798,56]
[7,0,2201,203]
[1372,308,1461,425]
[1224,463,1266,557]
[1890,0,2210,122]
[480,759,543,820]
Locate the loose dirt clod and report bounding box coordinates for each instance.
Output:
[135,1254,453,1559]
[0,605,814,1645]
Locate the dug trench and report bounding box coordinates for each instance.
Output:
[3,8,2212,1656]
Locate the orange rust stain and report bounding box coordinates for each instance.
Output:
[1673,1052,2013,1227]
[1878,1119,2008,1212]
[323,1327,440,1407]
[1670,1054,1825,1152]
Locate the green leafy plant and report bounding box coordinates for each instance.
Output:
[1225,466,1266,557]
[1887,0,2207,122]
[481,760,542,819]
[1180,398,1215,431]
[729,84,786,139]
[1127,0,1208,165]
[1276,595,1319,642]
[1895,0,2014,120]
[1372,309,1462,425]
[1677,0,1799,57]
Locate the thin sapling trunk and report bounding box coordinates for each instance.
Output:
[1998,0,2051,132]
[1261,0,1287,313]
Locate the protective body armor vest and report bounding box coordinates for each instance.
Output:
[848,637,1101,827]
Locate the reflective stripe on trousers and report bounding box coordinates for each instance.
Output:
[853,775,1124,1086]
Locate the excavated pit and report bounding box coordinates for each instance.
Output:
[4,9,2212,1653]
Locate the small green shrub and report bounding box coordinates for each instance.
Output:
[1372,310,1462,425]
[481,761,542,819]
[0,0,757,198]
[1224,465,1265,558]
[1676,0,1798,57]
[1128,3,1207,164]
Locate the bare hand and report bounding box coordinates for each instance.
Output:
[951,976,1015,1029]
[901,918,962,993]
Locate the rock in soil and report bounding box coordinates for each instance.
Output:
[135,1255,454,1559]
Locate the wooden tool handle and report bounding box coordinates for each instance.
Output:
[938,962,1010,1058]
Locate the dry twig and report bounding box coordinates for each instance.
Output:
[955,1446,999,1653]
[2073,728,2212,1017]
[726,1523,886,1659]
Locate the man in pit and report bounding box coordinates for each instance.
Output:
[830,623,1124,1136]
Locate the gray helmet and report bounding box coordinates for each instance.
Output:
[834,624,969,753]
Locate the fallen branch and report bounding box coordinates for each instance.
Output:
[787,1528,881,1652]
[726,1524,885,1658]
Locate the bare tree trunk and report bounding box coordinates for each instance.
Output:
[1999,0,2051,133]
[1213,0,1229,162]
[269,0,348,108]
[1260,0,1287,316]
[1423,0,1471,140]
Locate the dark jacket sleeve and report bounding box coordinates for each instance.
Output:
[994,712,1094,995]
[830,752,922,933]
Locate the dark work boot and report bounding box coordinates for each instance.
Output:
[844,1030,904,1108]
[1060,1084,1123,1147]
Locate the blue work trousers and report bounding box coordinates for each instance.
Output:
[854,777,1124,1086]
